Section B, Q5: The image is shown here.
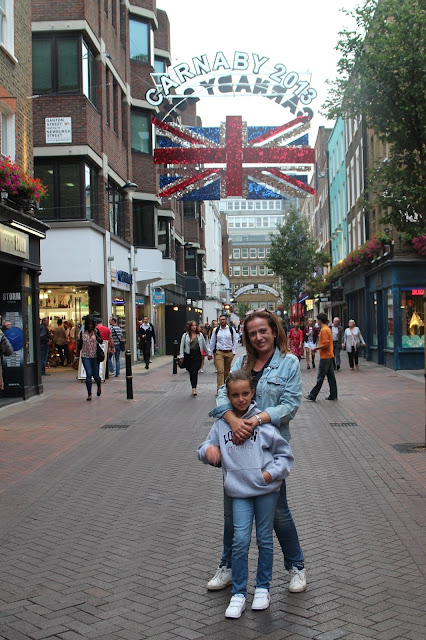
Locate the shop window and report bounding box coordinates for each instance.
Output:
[131,110,151,153]
[129,18,149,63]
[158,217,172,258]
[250,248,256,258]
[108,183,125,238]
[385,288,394,348]
[35,160,96,221]
[33,36,96,104]
[241,248,248,259]
[242,266,249,276]
[401,289,425,348]
[133,201,155,247]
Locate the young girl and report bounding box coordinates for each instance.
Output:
[198,370,294,619]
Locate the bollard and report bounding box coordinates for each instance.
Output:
[125,349,133,399]
[172,339,178,374]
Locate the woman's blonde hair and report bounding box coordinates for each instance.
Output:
[242,309,288,371]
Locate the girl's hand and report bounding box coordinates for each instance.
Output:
[206,445,221,466]
[262,471,272,484]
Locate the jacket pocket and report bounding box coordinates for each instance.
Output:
[265,376,287,401]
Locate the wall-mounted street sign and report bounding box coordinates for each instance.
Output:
[234,284,280,297]
[146,51,317,121]
[45,117,72,144]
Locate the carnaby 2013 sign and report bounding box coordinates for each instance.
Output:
[149,51,317,201]
[146,50,317,120]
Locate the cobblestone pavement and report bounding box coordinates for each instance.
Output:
[0,352,425,640]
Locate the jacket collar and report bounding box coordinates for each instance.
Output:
[270,346,284,369]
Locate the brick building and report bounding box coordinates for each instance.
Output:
[32,0,207,356]
[0,0,49,402]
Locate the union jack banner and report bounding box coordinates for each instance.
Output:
[153,115,316,201]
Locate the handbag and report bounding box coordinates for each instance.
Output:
[96,342,105,362]
[119,339,125,352]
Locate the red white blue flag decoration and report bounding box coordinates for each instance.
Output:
[153,115,316,201]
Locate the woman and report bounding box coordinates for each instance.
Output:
[198,324,208,372]
[77,316,103,400]
[66,320,76,363]
[0,318,13,392]
[288,322,304,361]
[179,320,211,397]
[303,318,319,369]
[342,319,366,370]
[208,308,306,594]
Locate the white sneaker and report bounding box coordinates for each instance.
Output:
[225,594,246,619]
[199,369,203,373]
[251,587,270,610]
[207,566,233,591]
[288,567,306,592]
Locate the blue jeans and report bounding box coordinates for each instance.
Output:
[222,479,305,571]
[309,357,337,399]
[109,346,120,376]
[40,343,49,374]
[232,492,279,595]
[81,357,101,395]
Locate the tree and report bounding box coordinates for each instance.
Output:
[266,208,330,307]
[236,302,250,318]
[323,0,426,234]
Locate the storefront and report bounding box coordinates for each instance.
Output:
[0,206,49,401]
[39,285,90,327]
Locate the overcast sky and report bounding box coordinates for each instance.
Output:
[156,0,361,141]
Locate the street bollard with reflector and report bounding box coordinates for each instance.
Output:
[173,339,178,374]
[125,349,133,399]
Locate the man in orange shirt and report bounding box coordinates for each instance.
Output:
[305,313,338,401]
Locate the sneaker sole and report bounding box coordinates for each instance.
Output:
[207,582,232,591]
[288,584,307,593]
[252,601,270,610]
[225,604,246,618]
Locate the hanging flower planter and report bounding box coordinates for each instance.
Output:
[325,233,393,286]
[411,235,426,257]
[0,157,47,205]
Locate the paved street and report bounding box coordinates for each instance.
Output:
[0,352,425,640]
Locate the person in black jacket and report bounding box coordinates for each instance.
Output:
[138,316,156,369]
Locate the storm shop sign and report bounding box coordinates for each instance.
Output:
[146,51,317,118]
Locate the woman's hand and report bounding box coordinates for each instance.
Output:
[223,411,254,444]
[179,357,184,365]
[262,471,272,484]
[206,445,221,466]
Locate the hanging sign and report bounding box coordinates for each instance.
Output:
[234,284,280,297]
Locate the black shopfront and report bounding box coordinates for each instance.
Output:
[0,202,49,403]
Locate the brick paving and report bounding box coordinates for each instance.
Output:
[0,351,425,639]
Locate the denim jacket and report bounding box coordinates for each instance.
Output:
[209,347,302,441]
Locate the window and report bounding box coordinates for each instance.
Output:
[268,302,275,311]
[33,36,96,105]
[0,0,14,54]
[228,218,234,228]
[250,248,256,258]
[267,268,274,275]
[258,265,266,276]
[251,302,258,310]
[131,110,151,153]
[248,217,255,227]
[129,18,149,63]
[401,289,425,348]
[234,200,240,210]
[158,217,172,258]
[229,266,232,277]
[133,202,155,247]
[1,110,14,159]
[108,183,125,238]
[233,266,241,277]
[242,266,249,276]
[154,57,167,75]
[258,248,265,258]
[386,288,394,348]
[183,202,196,218]
[250,265,257,276]
[112,81,119,133]
[233,249,240,259]
[241,248,248,259]
[266,248,270,256]
[35,160,97,221]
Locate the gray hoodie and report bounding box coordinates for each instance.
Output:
[197,402,294,498]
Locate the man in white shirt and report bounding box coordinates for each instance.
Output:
[209,314,237,392]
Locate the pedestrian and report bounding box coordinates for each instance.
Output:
[209,314,238,394]
[40,317,51,375]
[288,322,304,361]
[95,317,112,379]
[208,308,305,594]
[179,320,211,397]
[138,316,156,369]
[342,320,366,370]
[198,370,294,618]
[77,316,103,401]
[0,319,13,392]
[302,318,318,369]
[109,316,123,377]
[305,313,338,401]
[198,324,208,372]
[331,317,344,370]
[208,319,219,372]
[65,320,76,363]
[53,319,70,366]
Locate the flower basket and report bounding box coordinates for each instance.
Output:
[0,157,47,204]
